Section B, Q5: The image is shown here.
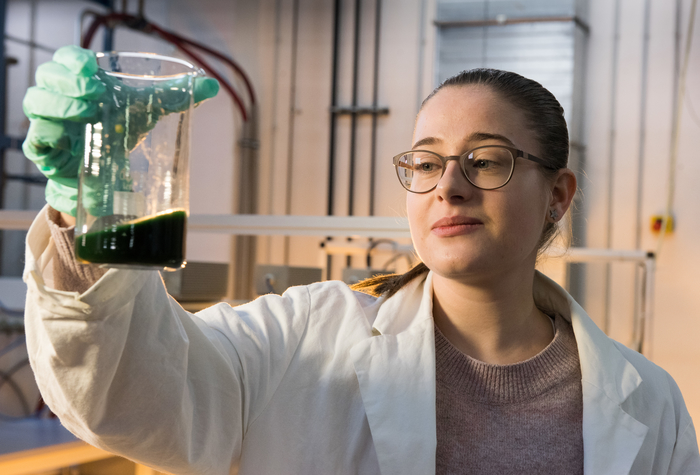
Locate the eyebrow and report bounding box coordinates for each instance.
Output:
[412,132,517,150]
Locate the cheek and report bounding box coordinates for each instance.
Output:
[503,186,549,242]
[406,193,423,229]
[406,193,430,256]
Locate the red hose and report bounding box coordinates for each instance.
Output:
[80,13,107,49]
[80,12,252,121]
[149,24,256,105]
[150,26,248,121]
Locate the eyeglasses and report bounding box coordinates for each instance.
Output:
[392,145,554,193]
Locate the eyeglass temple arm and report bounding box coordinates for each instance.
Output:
[517,150,557,169]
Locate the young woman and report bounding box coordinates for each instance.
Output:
[22,46,699,474]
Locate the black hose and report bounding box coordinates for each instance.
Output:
[368,0,382,216]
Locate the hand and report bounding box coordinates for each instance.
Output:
[22,45,219,217]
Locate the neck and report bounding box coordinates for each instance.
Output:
[431,267,554,365]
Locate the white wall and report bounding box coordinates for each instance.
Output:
[583,0,700,422]
[167,0,422,279]
[5,0,700,427]
[156,0,700,429]
[200,0,700,426]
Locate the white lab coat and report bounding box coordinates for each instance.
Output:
[23,208,700,475]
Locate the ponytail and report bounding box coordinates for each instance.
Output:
[350,262,429,298]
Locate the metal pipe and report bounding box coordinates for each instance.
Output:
[635,0,651,251]
[481,0,489,64]
[3,35,54,53]
[368,0,382,217]
[0,208,663,264]
[347,0,362,218]
[327,0,341,218]
[656,0,698,255]
[103,20,114,52]
[345,0,363,269]
[602,0,622,336]
[0,0,6,274]
[415,0,428,111]
[21,0,37,212]
[632,0,652,340]
[641,254,656,358]
[331,106,389,114]
[232,106,259,300]
[187,214,412,238]
[322,241,412,256]
[326,0,342,279]
[283,0,301,264]
[434,15,590,34]
[265,0,284,263]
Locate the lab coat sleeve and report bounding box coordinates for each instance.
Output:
[667,418,700,474]
[665,373,700,475]
[23,207,311,475]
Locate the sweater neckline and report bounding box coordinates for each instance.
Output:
[434,314,580,405]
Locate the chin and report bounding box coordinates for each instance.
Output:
[424,257,490,280]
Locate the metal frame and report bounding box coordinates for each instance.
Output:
[0,210,655,356]
[560,248,655,356]
[0,212,412,238]
[434,15,590,34]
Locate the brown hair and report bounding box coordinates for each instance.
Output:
[352,68,569,299]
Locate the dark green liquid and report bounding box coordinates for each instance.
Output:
[75,209,187,268]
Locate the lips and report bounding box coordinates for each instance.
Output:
[431,216,483,237]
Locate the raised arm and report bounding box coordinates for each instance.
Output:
[24,207,311,474]
[21,45,310,475]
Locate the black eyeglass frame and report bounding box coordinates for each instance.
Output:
[392,145,556,193]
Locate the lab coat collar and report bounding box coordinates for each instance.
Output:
[350,272,436,475]
[352,270,649,475]
[534,272,649,474]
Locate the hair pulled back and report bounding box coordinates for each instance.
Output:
[352,68,570,298]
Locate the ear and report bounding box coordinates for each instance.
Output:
[547,168,577,223]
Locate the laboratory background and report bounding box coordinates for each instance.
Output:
[0,0,698,473]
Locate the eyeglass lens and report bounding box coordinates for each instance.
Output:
[395,146,515,192]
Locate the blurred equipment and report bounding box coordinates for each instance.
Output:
[322,238,415,284]
[0,277,41,420]
[341,268,391,285]
[254,265,322,295]
[162,262,229,302]
[650,214,675,234]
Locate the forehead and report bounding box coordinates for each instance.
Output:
[414,85,539,155]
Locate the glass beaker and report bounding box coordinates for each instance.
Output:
[75,52,199,270]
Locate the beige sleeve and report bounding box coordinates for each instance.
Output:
[46,207,107,293]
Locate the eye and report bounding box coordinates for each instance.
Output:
[411,154,442,174]
[417,162,439,172]
[473,159,494,169]
[468,147,510,172]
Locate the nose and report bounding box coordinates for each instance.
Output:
[435,158,475,202]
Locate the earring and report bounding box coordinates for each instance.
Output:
[549,209,558,221]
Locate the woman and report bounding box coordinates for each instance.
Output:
[22,46,699,474]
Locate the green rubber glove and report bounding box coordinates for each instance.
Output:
[22,45,219,216]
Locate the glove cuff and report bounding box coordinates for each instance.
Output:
[46,206,106,293]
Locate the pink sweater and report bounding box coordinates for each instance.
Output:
[435,313,583,474]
